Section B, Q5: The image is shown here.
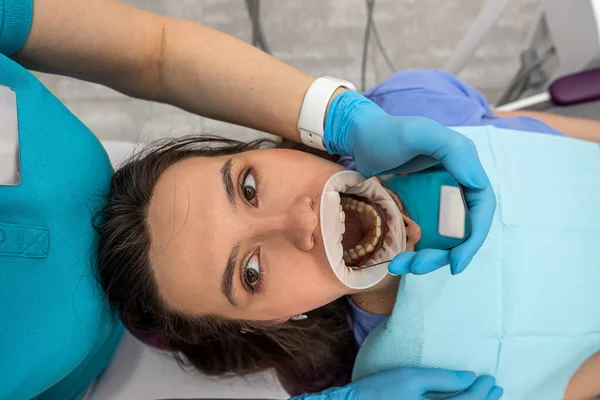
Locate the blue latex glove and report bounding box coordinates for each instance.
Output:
[324,91,496,275]
[292,368,503,400]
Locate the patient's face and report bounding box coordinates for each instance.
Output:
[148,149,354,321]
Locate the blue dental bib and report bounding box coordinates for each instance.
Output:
[353,126,600,400]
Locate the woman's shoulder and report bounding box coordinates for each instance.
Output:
[364,70,492,127]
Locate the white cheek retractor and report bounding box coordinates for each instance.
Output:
[320,170,407,289]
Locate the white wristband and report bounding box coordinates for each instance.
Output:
[297,76,356,151]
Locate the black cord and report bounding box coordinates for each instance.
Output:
[371,17,396,72]
[245,0,394,86]
[361,0,375,91]
[362,0,396,91]
[255,1,271,54]
[244,0,271,55]
[248,0,258,46]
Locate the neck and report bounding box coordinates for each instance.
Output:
[346,184,409,315]
[349,274,399,315]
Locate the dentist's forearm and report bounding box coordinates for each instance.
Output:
[156,16,315,142]
[15,0,319,143]
[16,0,161,100]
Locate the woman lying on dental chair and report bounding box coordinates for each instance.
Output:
[3,0,598,398]
[1,1,500,399]
[99,70,600,400]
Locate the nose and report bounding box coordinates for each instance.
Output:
[257,196,317,251]
[403,214,422,248]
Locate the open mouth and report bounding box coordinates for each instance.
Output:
[319,170,407,289]
[340,194,389,267]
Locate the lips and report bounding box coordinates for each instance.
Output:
[319,170,407,289]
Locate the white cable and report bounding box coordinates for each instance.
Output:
[495,92,551,111]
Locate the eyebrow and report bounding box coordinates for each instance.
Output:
[220,158,236,207]
[221,243,240,307]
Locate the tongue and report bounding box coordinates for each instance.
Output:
[341,208,370,251]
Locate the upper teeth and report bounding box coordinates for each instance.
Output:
[339,197,383,266]
[341,198,379,217]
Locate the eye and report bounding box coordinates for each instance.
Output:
[242,169,257,205]
[244,252,261,289]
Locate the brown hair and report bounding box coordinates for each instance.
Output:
[95,136,357,395]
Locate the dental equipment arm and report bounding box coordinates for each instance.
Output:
[292,368,502,400]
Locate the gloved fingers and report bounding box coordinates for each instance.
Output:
[388,249,450,275]
[374,155,439,177]
[387,252,415,275]
[437,136,490,191]
[390,117,488,190]
[400,368,476,394]
[446,376,503,400]
[448,185,496,274]
[486,386,504,400]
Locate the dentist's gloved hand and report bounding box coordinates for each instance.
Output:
[292,368,503,400]
[324,90,496,275]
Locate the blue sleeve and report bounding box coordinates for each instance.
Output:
[364,70,563,136]
[0,0,33,56]
[347,297,388,347]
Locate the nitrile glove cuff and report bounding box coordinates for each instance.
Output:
[290,385,355,400]
[324,90,385,157]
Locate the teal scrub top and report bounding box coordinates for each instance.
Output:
[0,1,124,399]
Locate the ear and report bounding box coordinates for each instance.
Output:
[401,212,422,249]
